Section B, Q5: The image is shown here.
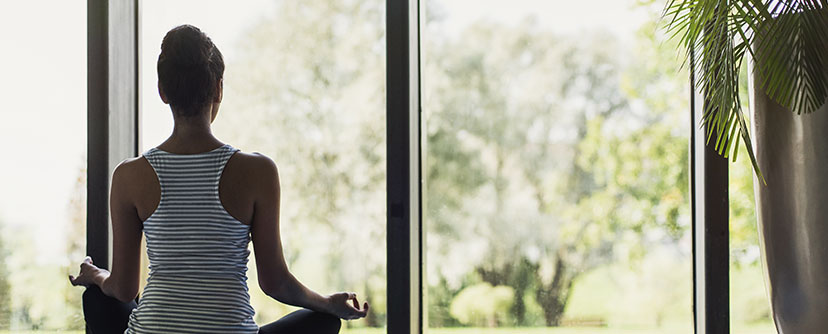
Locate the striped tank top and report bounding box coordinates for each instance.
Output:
[126,144,258,334]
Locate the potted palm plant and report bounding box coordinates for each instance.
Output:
[664,0,828,332]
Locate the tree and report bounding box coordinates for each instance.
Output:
[424,20,621,326]
[423,12,691,326]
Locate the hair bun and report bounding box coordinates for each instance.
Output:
[157,24,225,117]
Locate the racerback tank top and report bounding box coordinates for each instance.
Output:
[126,143,258,334]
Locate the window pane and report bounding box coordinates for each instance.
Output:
[0,2,87,331]
[728,64,775,334]
[423,0,693,332]
[140,1,386,331]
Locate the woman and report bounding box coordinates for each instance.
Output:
[68,24,368,333]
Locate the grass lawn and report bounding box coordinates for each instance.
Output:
[350,324,777,334]
[0,324,777,334]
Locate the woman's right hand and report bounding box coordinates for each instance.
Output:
[325,292,369,320]
[68,256,107,287]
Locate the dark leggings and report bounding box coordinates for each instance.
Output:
[82,285,341,334]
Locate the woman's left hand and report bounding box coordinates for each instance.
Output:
[325,292,370,320]
[68,256,107,287]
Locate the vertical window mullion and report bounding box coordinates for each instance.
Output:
[86,0,139,271]
[690,48,730,334]
[386,0,423,332]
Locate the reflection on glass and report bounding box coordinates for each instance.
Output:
[140,0,386,330]
[0,1,87,331]
[423,0,693,332]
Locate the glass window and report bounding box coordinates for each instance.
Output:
[140,1,386,331]
[422,0,693,332]
[728,64,775,334]
[0,1,87,331]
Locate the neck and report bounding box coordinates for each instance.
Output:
[161,108,222,152]
[172,114,212,138]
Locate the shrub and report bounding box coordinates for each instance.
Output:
[449,283,514,327]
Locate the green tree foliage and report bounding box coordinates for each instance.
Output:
[424,8,691,326]
[424,20,619,327]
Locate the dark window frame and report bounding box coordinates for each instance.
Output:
[86,0,139,271]
[88,1,727,333]
[386,0,423,333]
[690,50,730,334]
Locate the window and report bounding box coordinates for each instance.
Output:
[0,1,87,331]
[140,0,387,330]
[727,64,775,334]
[422,0,693,331]
[0,1,767,333]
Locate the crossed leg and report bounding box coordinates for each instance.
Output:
[82,286,341,334]
[258,309,341,334]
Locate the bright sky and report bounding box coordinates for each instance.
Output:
[0,1,87,262]
[0,0,650,264]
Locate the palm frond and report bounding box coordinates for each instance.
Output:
[663,0,828,184]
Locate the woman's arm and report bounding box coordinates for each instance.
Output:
[249,155,368,319]
[69,159,143,303]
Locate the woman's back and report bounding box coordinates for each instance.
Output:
[126,143,258,333]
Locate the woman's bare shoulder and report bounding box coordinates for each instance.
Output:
[111,156,159,214]
[229,152,278,174]
[224,151,280,192]
[113,156,153,180]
